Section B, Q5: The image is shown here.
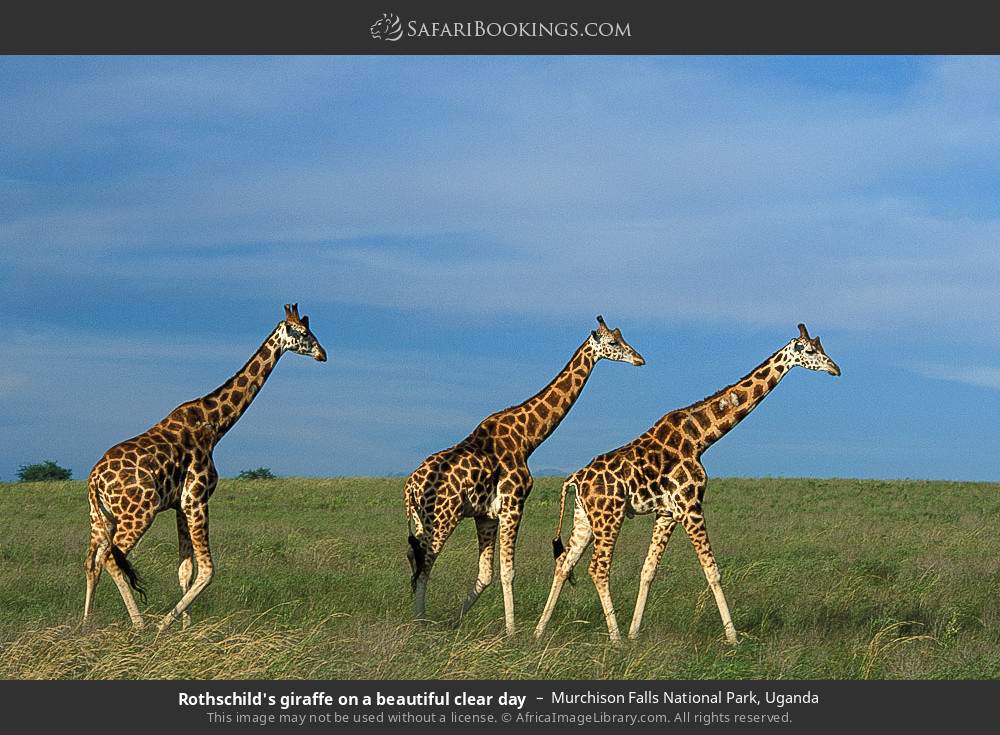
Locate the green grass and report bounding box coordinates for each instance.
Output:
[1,477,999,679]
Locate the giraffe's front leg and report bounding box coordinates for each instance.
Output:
[682,510,738,645]
[459,516,498,618]
[158,471,216,632]
[176,511,195,629]
[497,506,524,636]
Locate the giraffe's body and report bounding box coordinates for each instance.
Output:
[82,304,327,631]
[534,324,840,643]
[405,317,645,634]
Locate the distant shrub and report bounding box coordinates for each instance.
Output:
[17,460,72,482]
[236,467,277,481]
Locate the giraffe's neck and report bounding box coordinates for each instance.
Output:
[666,346,791,455]
[197,325,285,440]
[501,340,597,456]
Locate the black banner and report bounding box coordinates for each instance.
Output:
[2,679,996,733]
[3,0,1000,54]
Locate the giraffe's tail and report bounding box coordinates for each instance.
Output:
[92,482,147,603]
[407,534,424,593]
[552,479,577,585]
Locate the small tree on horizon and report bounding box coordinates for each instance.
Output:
[17,460,72,482]
[236,467,277,481]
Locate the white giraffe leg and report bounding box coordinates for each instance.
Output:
[534,500,593,637]
[705,562,737,644]
[176,512,194,629]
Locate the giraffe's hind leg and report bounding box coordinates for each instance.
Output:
[412,492,462,621]
[628,514,677,639]
[176,511,195,629]
[104,508,155,629]
[459,516,497,618]
[588,509,625,643]
[82,532,108,623]
[534,499,593,638]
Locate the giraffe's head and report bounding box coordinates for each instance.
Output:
[280,303,327,362]
[588,315,645,366]
[784,323,840,376]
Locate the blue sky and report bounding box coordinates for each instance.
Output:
[2,56,999,481]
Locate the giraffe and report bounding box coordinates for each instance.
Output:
[82,304,327,632]
[534,323,840,644]
[405,316,646,634]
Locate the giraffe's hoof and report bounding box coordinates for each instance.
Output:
[156,616,176,633]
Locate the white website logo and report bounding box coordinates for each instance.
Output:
[370,12,403,41]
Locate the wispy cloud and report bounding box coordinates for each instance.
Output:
[5,57,1000,339]
[917,364,1000,391]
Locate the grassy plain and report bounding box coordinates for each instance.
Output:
[1,477,998,679]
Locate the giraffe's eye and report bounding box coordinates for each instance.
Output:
[794,342,805,352]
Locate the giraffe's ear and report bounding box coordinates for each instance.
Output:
[301,315,310,329]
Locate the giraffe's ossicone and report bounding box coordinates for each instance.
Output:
[534,323,841,644]
[404,315,645,635]
[82,304,327,632]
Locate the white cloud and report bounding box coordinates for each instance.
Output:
[917,364,1000,391]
